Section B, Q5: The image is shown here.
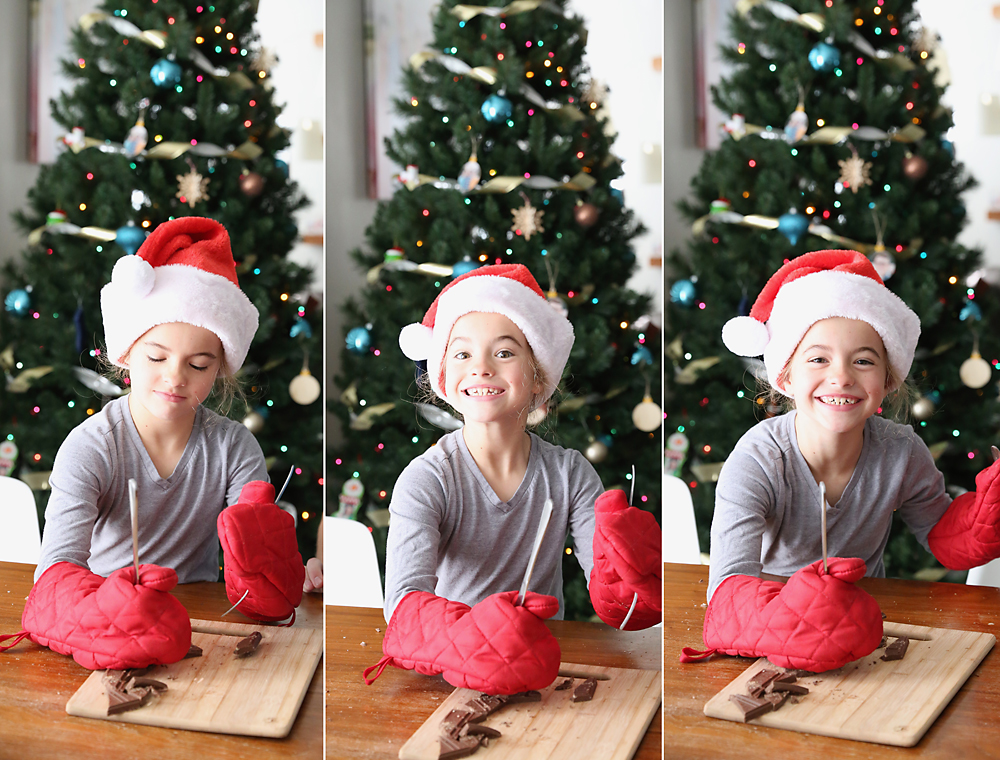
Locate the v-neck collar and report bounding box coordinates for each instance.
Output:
[122,398,202,487]
[787,410,872,510]
[456,431,538,513]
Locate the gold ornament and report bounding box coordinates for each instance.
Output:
[510,197,544,240]
[176,166,210,208]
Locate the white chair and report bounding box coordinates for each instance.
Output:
[966,559,1000,588]
[662,474,702,565]
[324,517,384,608]
[0,476,42,565]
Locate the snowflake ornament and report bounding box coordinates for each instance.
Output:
[837,151,872,194]
[176,167,210,208]
[510,198,545,241]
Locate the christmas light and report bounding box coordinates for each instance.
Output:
[281,445,288,452]
[86,173,93,180]
[295,468,302,475]
[497,53,504,61]
[196,36,204,44]
[302,511,310,520]
[79,203,86,210]
[748,159,756,167]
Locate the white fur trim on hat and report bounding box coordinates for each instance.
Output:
[101,262,259,371]
[761,269,920,395]
[414,274,574,405]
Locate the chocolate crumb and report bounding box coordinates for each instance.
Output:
[184,644,203,658]
[571,678,598,703]
[234,631,262,657]
[554,678,574,691]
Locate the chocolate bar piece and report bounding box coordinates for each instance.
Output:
[772,671,797,684]
[440,709,472,738]
[770,681,809,695]
[234,631,262,657]
[746,668,782,698]
[881,636,909,661]
[554,678,575,691]
[762,690,789,710]
[465,725,502,739]
[438,734,480,760]
[506,690,542,704]
[106,687,144,716]
[729,693,774,722]
[185,644,203,658]
[571,678,598,703]
[464,695,504,723]
[129,676,168,693]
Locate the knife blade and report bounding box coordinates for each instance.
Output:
[128,478,140,584]
[515,498,553,607]
[819,481,828,574]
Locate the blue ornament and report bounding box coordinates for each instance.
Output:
[451,257,480,278]
[481,94,512,123]
[346,326,372,354]
[630,346,653,366]
[275,159,289,178]
[290,317,313,338]
[610,187,625,205]
[150,58,182,88]
[777,210,809,246]
[941,139,955,157]
[4,288,31,317]
[669,279,697,308]
[598,434,613,448]
[960,301,982,322]
[115,224,146,255]
[808,42,840,72]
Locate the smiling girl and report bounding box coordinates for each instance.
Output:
[362,264,660,695]
[688,250,1000,672]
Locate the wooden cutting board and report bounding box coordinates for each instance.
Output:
[65,618,322,738]
[704,621,995,746]
[398,662,661,760]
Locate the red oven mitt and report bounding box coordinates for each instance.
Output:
[5,561,191,670]
[218,481,304,623]
[928,455,1000,570]
[362,590,561,695]
[683,558,883,673]
[588,489,662,630]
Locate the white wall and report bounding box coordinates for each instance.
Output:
[915,0,1000,265]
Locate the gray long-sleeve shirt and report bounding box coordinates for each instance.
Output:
[383,430,601,622]
[708,411,952,599]
[36,395,267,583]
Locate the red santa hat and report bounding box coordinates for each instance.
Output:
[722,249,920,394]
[100,217,259,372]
[398,264,574,405]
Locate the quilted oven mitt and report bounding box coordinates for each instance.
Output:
[589,489,663,630]
[682,558,883,673]
[218,480,304,623]
[0,561,190,670]
[928,454,1000,571]
[362,590,561,695]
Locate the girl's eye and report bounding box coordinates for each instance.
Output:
[806,356,827,364]
[190,364,208,371]
[453,351,470,360]
[496,349,513,359]
[856,358,874,366]
[147,356,166,363]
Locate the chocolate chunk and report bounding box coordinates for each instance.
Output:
[102,669,128,691]
[881,636,909,661]
[878,635,888,649]
[729,693,773,722]
[185,644,203,658]
[763,690,789,710]
[129,676,168,693]
[106,686,143,716]
[234,631,262,657]
[772,671,797,684]
[464,695,503,723]
[770,681,809,695]
[438,734,480,759]
[506,690,542,704]
[440,709,472,738]
[747,668,782,698]
[571,678,598,703]
[465,725,502,739]
[554,678,575,691]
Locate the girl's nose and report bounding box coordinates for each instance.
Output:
[828,360,855,386]
[163,360,186,387]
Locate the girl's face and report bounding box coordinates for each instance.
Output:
[443,311,542,427]
[125,322,223,425]
[780,317,889,436]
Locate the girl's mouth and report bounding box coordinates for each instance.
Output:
[817,396,860,406]
[463,387,504,397]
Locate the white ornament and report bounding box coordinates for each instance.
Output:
[289,371,321,404]
[723,113,746,139]
[632,395,662,432]
[960,353,992,389]
[63,126,86,151]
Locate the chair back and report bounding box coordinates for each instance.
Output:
[0,476,41,565]
[662,474,702,564]
[324,517,384,608]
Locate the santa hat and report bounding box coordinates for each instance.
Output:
[398,263,574,405]
[100,217,259,372]
[722,249,920,395]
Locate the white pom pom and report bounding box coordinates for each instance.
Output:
[722,316,769,357]
[111,255,155,298]
[398,322,433,361]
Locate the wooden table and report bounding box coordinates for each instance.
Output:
[663,562,1000,759]
[326,605,662,759]
[0,561,322,759]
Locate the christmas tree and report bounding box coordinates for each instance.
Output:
[331,0,661,621]
[666,0,996,581]
[0,0,323,564]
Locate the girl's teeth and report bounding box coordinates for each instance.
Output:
[820,396,859,405]
[466,388,501,396]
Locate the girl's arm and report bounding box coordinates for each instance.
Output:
[567,456,602,582]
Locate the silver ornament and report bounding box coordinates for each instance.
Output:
[415,402,463,431]
[243,410,265,434]
[585,439,608,463]
[71,367,124,397]
[911,397,934,421]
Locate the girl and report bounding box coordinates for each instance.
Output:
[363,264,661,696]
[687,249,1000,672]
[5,217,310,670]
